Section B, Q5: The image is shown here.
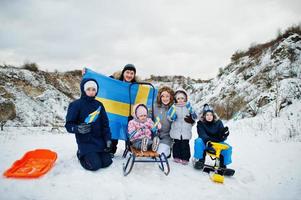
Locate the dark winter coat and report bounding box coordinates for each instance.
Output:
[65,78,111,158]
[197,119,226,144]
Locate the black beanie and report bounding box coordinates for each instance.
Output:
[122,64,136,74]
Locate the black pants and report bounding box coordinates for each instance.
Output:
[172,138,191,161]
[110,139,118,154]
[79,152,112,171]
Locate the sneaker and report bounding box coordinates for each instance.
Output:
[173,158,182,163]
[141,137,149,152]
[151,136,160,151]
[181,160,189,165]
[194,159,205,170]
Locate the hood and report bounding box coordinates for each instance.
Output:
[80,78,99,99]
[111,70,142,82]
[132,103,149,119]
[174,88,188,103]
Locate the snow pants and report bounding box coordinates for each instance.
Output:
[172,138,191,161]
[79,152,112,171]
[193,138,232,166]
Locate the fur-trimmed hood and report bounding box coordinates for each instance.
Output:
[199,112,219,123]
[111,70,142,82]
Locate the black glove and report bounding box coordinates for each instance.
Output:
[184,114,195,124]
[77,123,92,134]
[104,140,112,153]
[221,127,230,139]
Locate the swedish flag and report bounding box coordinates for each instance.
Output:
[84,106,101,124]
[83,68,157,140]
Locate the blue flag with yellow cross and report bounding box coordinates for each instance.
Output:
[83,68,158,140]
[84,106,101,124]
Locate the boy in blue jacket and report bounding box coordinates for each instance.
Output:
[65,79,113,171]
[193,104,232,170]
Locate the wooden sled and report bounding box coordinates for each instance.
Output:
[123,146,170,176]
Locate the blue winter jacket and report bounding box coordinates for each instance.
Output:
[65,78,111,157]
[197,119,226,143]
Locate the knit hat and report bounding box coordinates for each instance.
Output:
[84,80,98,92]
[134,104,148,118]
[122,64,136,74]
[203,104,214,114]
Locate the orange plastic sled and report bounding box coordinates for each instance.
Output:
[3,149,57,179]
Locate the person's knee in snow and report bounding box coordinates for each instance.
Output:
[99,152,113,168]
[79,152,102,171]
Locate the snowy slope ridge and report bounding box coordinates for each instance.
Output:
[151,31,301,141]
[0,66,82,126]
[188,33,301,120]
[194,32,301,141]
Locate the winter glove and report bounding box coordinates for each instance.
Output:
[206,141,213,148]
[206,141,216,154]
[129,127,146,140]
[151,116,162,133]
[151,129,158,137]
[185,102,198,119]
[76,123,92,134]
[129,130,138,140]
[167,105,177,121]
[184,114,195,124]
[104,140,112,153]
[221,127,230,139]
[185,102,193,113]
[151,127,157,133]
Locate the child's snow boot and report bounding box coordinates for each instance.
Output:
[194,159,205,170]
[181,159,189,165]
[151,136,160,151]
[141,137,149,152]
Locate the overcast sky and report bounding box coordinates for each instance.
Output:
[0,0,300,79]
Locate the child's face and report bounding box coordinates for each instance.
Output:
[124,70,135,82]
[205,112,214,122]
[176,96,186,104]
[138,114,147,122]
[85,88,97,97]
[161,91,171,105]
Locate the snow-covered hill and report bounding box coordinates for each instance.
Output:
[190,33,301,120]
[0,66,81,127]
[151,30,301,141]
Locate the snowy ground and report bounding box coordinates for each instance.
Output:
[0,126,301,200]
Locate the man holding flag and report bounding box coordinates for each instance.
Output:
[82,67,157,157]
